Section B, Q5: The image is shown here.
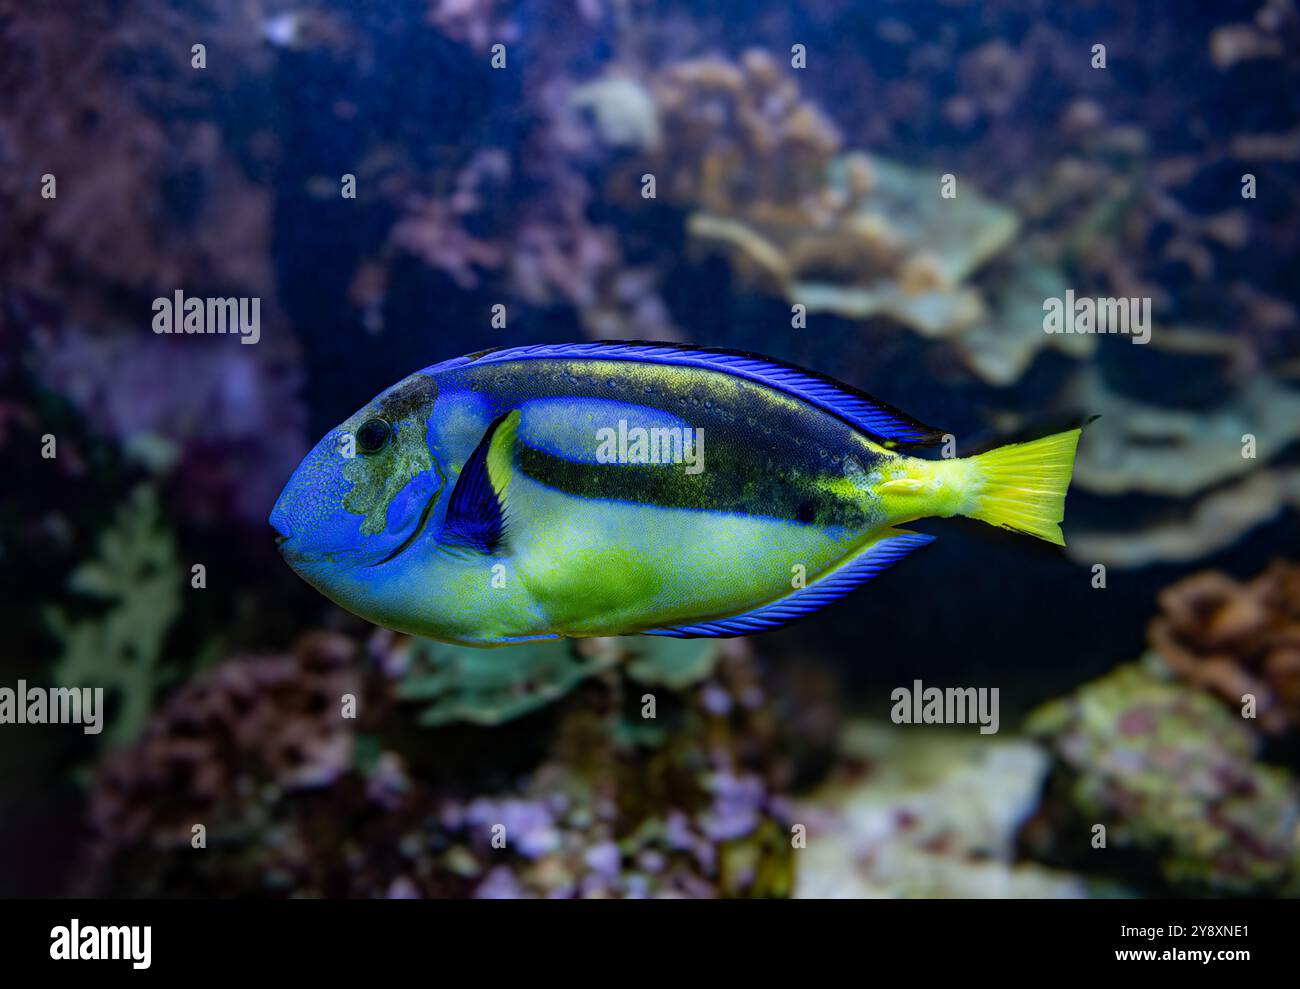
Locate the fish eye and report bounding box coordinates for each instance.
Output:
[355,417,392,454]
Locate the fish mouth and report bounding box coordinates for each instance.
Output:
[270,513,292,549]
[369,487,440,568]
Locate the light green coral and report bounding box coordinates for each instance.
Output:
[838,155,1019,287]
[623,636,719,689]
[398,638,614,726]
[1027,661,1300,894]
[687,152,1053,384]
[395,635,722,726]
[45,486,183,747]
[955,246,1094,386]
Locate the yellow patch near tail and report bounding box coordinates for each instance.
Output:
[962,429,1081,546]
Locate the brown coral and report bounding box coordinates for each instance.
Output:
[1149,561,1300,736]
[0,1,279,310]
[74,629,802,898]
[80,632,361,885]
[647,50,842,215]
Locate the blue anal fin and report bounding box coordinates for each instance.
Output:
[643,530,936,638]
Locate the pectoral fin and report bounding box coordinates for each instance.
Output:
[438,409,520,553]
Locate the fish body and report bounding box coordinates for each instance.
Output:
[270,342,1080,646]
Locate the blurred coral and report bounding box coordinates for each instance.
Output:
[794,722,1087,898]
[427,0,520,53]
[2,0,306,530]
[28,328,306,526]
[1066,366,1300,567]
[387,151,510,290]
[646,50,842,213]
[6,0,1300,903]
[76,631,797,898]
[0,1,279,307]
[1026,663,1300,894]
[45,486,184,747]
[80,631,361,890]
[1150,561,1300,737]
[1068,468,1300,568]
[1070,351,1287,502]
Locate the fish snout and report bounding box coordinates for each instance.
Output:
[269,504,293,547]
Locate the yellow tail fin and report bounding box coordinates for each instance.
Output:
[961,429,1081,546]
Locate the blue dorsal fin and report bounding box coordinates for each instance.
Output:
[461,341,945,447]
[643,531,936,638]
[438,411,518,553]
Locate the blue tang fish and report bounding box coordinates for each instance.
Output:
[270,342,1081,646]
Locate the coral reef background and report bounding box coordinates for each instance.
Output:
[2,0,1299,897]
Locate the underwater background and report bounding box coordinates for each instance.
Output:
[2,0,1299,898]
